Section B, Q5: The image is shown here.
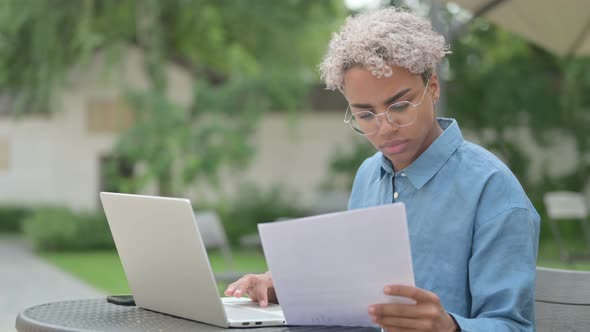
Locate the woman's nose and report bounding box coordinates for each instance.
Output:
[377,114,400,136]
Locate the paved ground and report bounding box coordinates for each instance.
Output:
[0,236,104,332]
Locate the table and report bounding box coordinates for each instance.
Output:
[15,298,378,332]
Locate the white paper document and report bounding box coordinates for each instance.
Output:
[258,202,415,327]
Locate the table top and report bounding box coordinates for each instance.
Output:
[16,298,378,332]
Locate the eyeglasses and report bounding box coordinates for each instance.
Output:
[344,78,430,136]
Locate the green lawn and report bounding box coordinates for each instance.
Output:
[41,240,590,295]
[537,260,590,270]
[537,240,590,270]
[41,249,268,295]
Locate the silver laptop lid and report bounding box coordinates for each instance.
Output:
[100,192,229,327]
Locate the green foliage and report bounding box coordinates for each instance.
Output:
[0,0,126,114]
[43,249,269,294]
[22,207,114,251]
[212,184,310,246]
[447,19,590,193]
[42,251,130,294]
[448,19,561,139]
[2,0,346,196]
[0,206,31,233]
[0,0,346,114]
[104,80,264,195]
[322,140,375,191]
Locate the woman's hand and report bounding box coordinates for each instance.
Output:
[224,271,277,307]
[369,285,458,332]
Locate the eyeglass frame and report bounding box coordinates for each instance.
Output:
[343,77,431,136]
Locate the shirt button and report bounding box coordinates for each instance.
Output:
[400,173,406,177]
[394,192,399,199]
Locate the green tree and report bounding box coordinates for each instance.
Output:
[0,0,346,195]
[448,19,590,195]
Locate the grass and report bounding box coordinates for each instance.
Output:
[42,251,131,294]
[537,260,590,270]
[537,239,590,270]
[41,249,268,295]
[41,240,590,295]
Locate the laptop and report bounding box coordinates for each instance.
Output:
[99,192,286,328]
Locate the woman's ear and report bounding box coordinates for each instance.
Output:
[428,72,440,103]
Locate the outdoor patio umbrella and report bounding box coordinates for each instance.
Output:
[440,0,590,57]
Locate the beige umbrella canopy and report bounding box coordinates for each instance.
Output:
[442,0,590,57]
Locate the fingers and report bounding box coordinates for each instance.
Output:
[224,274,259,298]
[370,304,441,331]
[223,272,274,307]
[370,303,440,319]
[383,285,440,304]
[252,280,269,307]
[370,286,449,332]
[224,282,239,296]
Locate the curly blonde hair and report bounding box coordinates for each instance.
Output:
[319,7,450,90]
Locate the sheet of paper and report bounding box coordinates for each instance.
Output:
[258,202,415,327]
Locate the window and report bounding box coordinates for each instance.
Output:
[86,99,134,134]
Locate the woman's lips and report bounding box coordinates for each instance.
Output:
[381,140,408,154]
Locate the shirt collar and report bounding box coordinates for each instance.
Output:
[379,117,464,189]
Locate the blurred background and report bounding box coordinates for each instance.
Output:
[1,0,589,329]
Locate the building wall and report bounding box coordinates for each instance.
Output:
[207,112,360,205]
[0,110,358,211]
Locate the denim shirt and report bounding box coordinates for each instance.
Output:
[348,118,540,331]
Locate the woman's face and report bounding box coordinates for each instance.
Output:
[342,65,441,171]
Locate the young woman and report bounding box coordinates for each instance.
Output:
[226,7,539,332]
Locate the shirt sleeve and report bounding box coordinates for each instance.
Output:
[449,207,539,332]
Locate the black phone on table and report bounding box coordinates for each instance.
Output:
[106,294,135,306]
